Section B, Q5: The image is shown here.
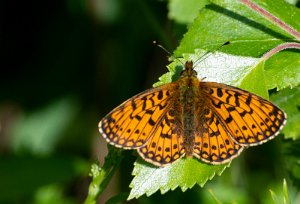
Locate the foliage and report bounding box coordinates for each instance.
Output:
[271,87,300,140]
[128,0,300,200]
[129,158,229,199]
[1,0,300,203]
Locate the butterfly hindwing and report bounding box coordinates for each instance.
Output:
[137,108,185,166]
[201,82,286,146]
[194,107,243,164]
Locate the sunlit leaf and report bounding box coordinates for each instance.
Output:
[128,158,229,199]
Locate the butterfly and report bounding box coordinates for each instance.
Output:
[98,61,286,166]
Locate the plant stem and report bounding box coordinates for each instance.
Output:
[84,147,123,204]
[208,189,223,204]
[240,0,300,40]
[262,42,300,60]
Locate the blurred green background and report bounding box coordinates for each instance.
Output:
[1,0,176,203]
[1,0,300,204]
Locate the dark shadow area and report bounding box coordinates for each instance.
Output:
[206,3,291,40]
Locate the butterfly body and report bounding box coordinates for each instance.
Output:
[99,61,286,166]
[176,62,204,157]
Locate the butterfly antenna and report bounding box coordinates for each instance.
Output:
[153,40,185,66]
[153,40,172,56]
[193,41,230,67]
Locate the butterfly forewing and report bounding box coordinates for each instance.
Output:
[201,82,286,146]
[99,83,178,150]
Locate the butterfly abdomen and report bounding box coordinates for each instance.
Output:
[180,76,201,157]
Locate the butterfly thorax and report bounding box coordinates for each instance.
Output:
[177,61,203,157]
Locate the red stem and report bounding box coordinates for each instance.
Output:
[262,42,300,60]
[240,0,300,40]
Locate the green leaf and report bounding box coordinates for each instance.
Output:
[270,189,279,204]
[269,179,292,204]
[265,51,300,90]
[168,0,209,24]
[175,0,300,57]
[239,60,268,98]
[285,0,298,5]
[249,0,300,34]
[174,0,300,90]
[283,179,290,204]
[270,86,300,140]
[128,158,229,200]
[155,50,262,92]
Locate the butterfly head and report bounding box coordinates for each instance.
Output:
[180,61,197,77]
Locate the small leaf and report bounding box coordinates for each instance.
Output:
[128,158,229,200]
[265,51,300,90]
[270,189,279,204]
[268,179,292,204]
[270,86,300,140]
[283,179,290,204]
[168,0,209,24]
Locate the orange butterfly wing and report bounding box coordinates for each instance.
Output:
[192,82,286,164]
[193,107,243,164]
[137,109,185,166]
[200,82,286,146]
[99,83,186,166]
